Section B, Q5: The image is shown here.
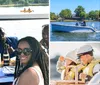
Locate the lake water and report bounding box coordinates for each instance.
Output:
[0,6,49,14]
[0,6,49,41]
[50,21,100,41]
[50,62,60,80]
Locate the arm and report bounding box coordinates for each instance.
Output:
[56,60,65,73]
[93,63,100,75]
[17,68,39,85]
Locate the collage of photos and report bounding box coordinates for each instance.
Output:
[0,0,100,85]
[50,0,100,85]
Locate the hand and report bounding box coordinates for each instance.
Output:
[59,56,65,62]
[79,73,87,81]
[8,45,15,54]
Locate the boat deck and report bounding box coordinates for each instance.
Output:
[50,80,85,85]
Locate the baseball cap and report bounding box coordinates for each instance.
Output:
[77,45,93,55]
[65,49,79,64]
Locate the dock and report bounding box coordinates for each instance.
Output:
[0,14,49,20]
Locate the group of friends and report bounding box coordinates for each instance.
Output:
[0,25,49,85]
[56,45,100,84]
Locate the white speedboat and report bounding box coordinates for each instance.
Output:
[52,24,96,32]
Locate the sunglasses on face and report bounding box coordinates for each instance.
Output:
[16,48,32,56]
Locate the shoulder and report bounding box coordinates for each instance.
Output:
[18,67,39,85]
[93,63,100,74]
[40,39,43,44]
[22,67,38,76]
[7,37,18,41]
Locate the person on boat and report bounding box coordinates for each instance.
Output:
[24,8,26,12]
[81,20,86,26]
[88,71,100,85]
[77,45,100,82]
[0,27,18,61]
[56,50,81,80]
[75,22,79,26]
[40,24,49,55]
[28,8,32,12]
[13,36,49,85]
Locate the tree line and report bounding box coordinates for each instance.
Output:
[50,5,100,21]
[0,0,49,6]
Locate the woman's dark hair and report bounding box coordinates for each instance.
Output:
[14,36,49,85]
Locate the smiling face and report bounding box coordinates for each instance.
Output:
[80,54,92,65]
[65,58,73,66]
[18,41,32,65]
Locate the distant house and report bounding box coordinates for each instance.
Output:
[64,14,82,20]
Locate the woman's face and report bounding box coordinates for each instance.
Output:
[17,41,32,65]
[65,58,73,66]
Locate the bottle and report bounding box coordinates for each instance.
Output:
[3,44,10,66]
[0,53,1,66]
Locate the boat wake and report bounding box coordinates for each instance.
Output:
[95,30,100,33]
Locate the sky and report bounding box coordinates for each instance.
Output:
[50,42,100,59]
[50,0,100,14]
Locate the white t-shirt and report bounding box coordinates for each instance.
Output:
[12,66,44,85]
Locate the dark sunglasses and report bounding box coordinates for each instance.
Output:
[16,48,32,56]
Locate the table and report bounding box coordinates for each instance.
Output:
[0,67,14,84]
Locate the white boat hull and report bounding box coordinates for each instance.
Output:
[52,24,95,32]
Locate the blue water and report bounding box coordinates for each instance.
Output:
[50,62,61,80]
[50,21,100,41]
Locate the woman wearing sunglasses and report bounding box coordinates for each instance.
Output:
[13,36,49,85]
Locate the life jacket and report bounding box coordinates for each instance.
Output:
[83,60,100,77]
[64,64,86,80]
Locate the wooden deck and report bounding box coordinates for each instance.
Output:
[50,80,85,85]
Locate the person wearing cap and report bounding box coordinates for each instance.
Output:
[56,50,82,80]
[77,45,100,82]
[40,24,49,55]
[0,27,18,61]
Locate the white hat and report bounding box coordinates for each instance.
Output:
[77,45,93,55]
[65,49,79,64]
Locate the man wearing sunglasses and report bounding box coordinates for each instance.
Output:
[0,27,18,61]
[40,24,49,55]
[77,45,100,82]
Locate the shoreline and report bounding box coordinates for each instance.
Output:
[50,20,100,22]
[0,3,49,7]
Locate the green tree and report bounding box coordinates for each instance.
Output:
[24,0,29,5]
[0,0,4,5]
[99,10,100,17]
[74,6,85,17]
[85,13,89,20]
[89,10,95,20]
[59,9,72,19]
[50,12,57,20]
[18,0,25,4]
[5,0,12,4]
[94,10,99,20]
[34,0,41,3]
[28,0,34,3]
[79,11,86,19]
